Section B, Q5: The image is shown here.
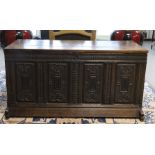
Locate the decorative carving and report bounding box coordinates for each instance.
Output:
[70,63,80,103]
[5,53,147,63]
[5,62,16,104]
[83,63,103,103]
[115,64,136,103]
[103,64,112,104]
[48,63,69,103]
[135,63,146,105]
[4,39,147,118]
[16,63,36,102]
[37,63,45,103]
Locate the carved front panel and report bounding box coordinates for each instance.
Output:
[82,63,104,103]
[16,63,36,102]
[115,64,136,103]
[48,63,69,103]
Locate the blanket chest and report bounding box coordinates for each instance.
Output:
[4,40,148,119]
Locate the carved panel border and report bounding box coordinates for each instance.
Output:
[48,63,69,103]
[82,63,104,103]
[15,63,36,102]
[114,64,136,103]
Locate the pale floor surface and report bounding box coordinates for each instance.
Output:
[142,41,155,90]
[0,41,155,90]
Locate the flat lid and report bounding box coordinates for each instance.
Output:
[5,39,148,53]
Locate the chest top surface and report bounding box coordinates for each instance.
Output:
[4,39,148,54]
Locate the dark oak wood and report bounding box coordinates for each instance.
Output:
[139,110,144,121]
[7,107,140,118]
[4,40,148,119]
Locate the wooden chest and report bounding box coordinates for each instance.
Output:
[4,39,148,119]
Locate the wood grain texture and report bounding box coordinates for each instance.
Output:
[5,40,148,53]
[7,107,140,118]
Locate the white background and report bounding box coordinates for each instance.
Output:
[0,0,155,155]
[0,0,155,30]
